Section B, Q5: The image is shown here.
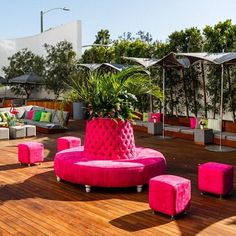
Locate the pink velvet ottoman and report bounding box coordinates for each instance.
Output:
[57,136,81,152]
[149,175,191,219]
[198,162,234,197]
[18,141,44,166]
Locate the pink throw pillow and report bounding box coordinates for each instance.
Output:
[28,110,35,120]
[190,117,197,129]
[150,113,161,123]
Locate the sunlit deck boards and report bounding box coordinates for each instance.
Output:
[0,121,235,235]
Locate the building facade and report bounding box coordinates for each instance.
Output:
[0,20,82,76]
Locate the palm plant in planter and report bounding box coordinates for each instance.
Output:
[65,67,162,160]
[66,67,162,120]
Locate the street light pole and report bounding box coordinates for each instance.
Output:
[40,7,70,33]
[40,11,43,33]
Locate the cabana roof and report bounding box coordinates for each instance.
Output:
[124,53,189,69]
[101,63,130,71]
[155,52,188,68]
[177,52,236,65]
[78,63,102,71]
[122,56,159,68]
[78,63,129,72]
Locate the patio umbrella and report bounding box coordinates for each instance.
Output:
[101,63,130,72]
[177,52,236,152]
[0,76,7,103]
[123,57,160,112]
[124,53,188,139]
[9,72,43,99]
[123,57,159,69]
[154,53,189,139]
[0,76,7,84]
[78,63,103,71]
[78,63,129,72]
[9,72,43,85]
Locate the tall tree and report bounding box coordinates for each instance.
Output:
[203,19,236,52]
[44,41,77,99]
[136,31,153,44]
[81,46,114,63]
[94,29,111,45]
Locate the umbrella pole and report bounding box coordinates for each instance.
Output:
[205,63,235,153]
[148,68,153,112]
[162,68,165,139]
[219,64,224,151]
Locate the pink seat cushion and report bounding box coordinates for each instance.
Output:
[54,146,166,187]
[57,136,81,152]
[18,141,44,164]
[149,175,191,216]
[150,113,162,123]
[84,118,136,160]
[198,162,234,195]
[190,117,197,129]
[28,110,35,120]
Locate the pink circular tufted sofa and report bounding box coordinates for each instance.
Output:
[54,118,166,192]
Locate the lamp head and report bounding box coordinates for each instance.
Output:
[63,7,70,11]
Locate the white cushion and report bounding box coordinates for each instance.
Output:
[208,118,221,131]
[181,129,194,135]
[225,133,236,141]
[164,126,182,132]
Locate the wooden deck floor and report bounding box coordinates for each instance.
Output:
[0,120,235,236]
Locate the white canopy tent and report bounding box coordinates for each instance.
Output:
[177,52,236,152]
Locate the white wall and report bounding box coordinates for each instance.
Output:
[0,20,82,76]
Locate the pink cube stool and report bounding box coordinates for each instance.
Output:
[18,141,44,166]
[149,175,191,219]
[57,136,81,152]
[198,162,234,197]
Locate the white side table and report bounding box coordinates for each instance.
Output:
[148,122,163,135]
[0,127,9,140]
[24,125,36,137]
[9,126,26,139]
[194,128,213,145]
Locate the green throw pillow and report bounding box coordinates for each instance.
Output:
[199,118,208,128]
[203,119,208,128]
[33,110,44,121]
[143,113,149,122]
[40,112,52,122]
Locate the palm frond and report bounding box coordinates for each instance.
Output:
[65,67,162,120]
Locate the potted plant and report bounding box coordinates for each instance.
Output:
[65,67,162,159]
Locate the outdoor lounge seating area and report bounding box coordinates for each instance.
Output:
[0,105,70,136]
[133,112,236,148]
[0,120,235,235]
[1,1,236,234]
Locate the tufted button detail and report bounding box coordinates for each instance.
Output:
[84,118,136,160]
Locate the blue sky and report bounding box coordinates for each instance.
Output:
[1,0,236,46]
